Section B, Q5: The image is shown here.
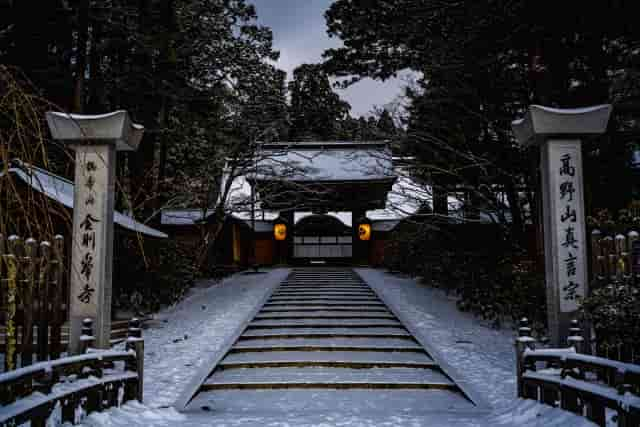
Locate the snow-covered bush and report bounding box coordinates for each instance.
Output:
[113,236,198,314]
[581,278,640,362]
[383,221,547,330]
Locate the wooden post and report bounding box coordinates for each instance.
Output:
[567,318,584,354]
[126,317,144,402]
[21,238,37,366]
[586,400,607,426]
[37,241,51,361]
[11,236,26,368]
[590,229,602,279]
[3,235,20,371]
[0,234,5,362]
[628,230,639,281]
[50,235,64,359]
[615,234,626,280]
[515,317,536,397]
[79,318,95,354]
[604,236,616,281]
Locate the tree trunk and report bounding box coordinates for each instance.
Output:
[156,0,175,188]
[129,0,157,217]
[87,10,103,114]
[72,0,90,113]
[504,175,525,249]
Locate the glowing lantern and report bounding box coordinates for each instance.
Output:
[274,223,287,241]
[358,223,371,241]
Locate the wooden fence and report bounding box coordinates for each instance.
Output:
[515,318,640,427]
[0,234,66,371]
[0,318,144,427]
[590,228,639,283]
[588,227,640,363]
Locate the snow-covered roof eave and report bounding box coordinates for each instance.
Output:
[3,164,167,239]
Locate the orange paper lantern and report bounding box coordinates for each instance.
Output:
[274,223,287,241]
[358,223,371,241]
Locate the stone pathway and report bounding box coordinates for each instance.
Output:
[184,268,479,414]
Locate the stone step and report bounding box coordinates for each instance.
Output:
[271,295,377,300]
[242,326,407,335]
[229,345,425,354]
[285,277,358,279]
[283,277,361,280]
[202,381,457,392]
[283,279,362,282]
[232,337,420,349]
[238,332,414,340]
[187,389,474,413]
[248,318,401,328]
[276,286,373,293]
[253,314,396,321]
[223,350,432,364]
[275,287,376,295]
[268,297,380,303]
[206,366,452,386]
[284,280,360,282]
[271,291,377,299]
[256,310,392,317]
[263,302,385,308]
[276,288,371,292]
[280,283,365,287]
[259,307,390,313]
[217,360,438,370]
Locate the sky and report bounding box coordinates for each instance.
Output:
[250,0,409,118]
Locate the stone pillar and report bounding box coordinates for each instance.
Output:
[512,105,611,346]
[46,111,143,352]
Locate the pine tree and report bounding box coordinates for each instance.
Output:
[288,64,351,141]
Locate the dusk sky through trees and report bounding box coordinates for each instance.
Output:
[251,0,409,117]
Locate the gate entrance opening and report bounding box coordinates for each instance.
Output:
[293,214,352,262]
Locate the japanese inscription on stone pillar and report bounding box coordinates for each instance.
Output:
[549,141,587,312]
[69,144,115,349]
[72,150,101,314]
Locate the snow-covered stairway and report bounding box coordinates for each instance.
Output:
[182,268,479,414]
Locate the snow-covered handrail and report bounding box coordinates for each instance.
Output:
[0,318,144,426]
[515,318,640,426]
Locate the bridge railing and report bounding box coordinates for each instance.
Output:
[0,318,144,427]
[515,318,640,426]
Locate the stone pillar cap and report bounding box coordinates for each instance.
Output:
[46,110,144,151]
[512,104,612,146]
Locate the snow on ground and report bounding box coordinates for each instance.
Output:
[67,268,595,427]
[136,268,290,408]
[355,268,517,409]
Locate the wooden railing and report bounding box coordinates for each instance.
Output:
[0,318,144,427]
[515,318,640,426]
[0,234,66,370]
